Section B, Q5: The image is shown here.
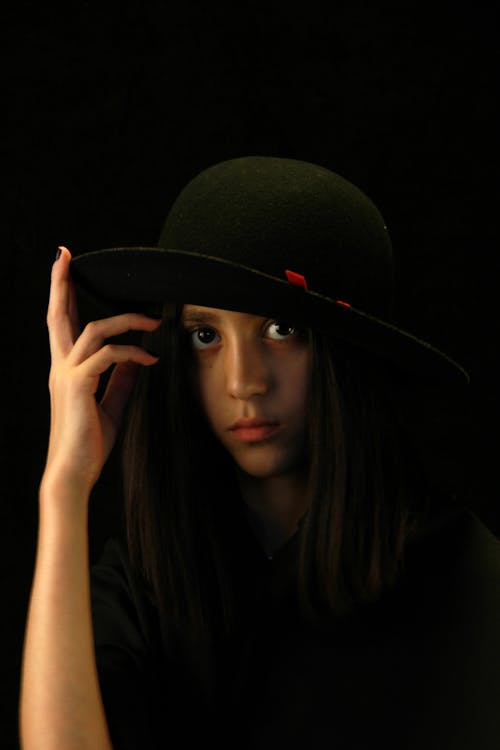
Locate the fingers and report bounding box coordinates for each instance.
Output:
[68,343,158,393]
[66,251,81,343]
[47,246,78,362]
[47,245,162,367]
[43,247,163,495]
[99,361,141,427]
[67,315,162,367]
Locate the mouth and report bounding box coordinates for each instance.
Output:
[229,419,281,443]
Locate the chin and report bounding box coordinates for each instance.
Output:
[231,447,302,480]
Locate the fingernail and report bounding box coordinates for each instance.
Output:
[55,247,63,262]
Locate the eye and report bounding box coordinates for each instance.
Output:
[188,326,221,350]
[265,321,299,340]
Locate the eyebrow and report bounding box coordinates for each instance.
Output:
[181,309,222,326]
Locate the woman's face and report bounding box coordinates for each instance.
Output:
[181,304,312,480]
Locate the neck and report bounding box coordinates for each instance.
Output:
[236,469,309,557]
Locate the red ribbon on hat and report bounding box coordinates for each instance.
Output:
[285,269,308,290]
[285,269,351,308]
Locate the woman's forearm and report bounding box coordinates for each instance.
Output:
[20,479,112,750]
[20,246,157,748]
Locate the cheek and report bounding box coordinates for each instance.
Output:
[281,352,311,411]
[189,360,221,423]
[187,362,201,406]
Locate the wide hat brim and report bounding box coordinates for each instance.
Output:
[70,156,469,386]
[70,246,468,385]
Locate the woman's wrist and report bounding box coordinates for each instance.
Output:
[39,472,92,516]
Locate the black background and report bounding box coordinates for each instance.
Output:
[1,2,498,747]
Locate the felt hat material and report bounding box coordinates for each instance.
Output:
[70,156,469,384]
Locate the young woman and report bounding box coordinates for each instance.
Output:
[20,157,498,749]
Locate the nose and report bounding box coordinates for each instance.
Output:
[225,336,271,400]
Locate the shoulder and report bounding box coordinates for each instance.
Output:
[90,538,160,660]
[436,507,500,638]
[90,540,172,747]
[402,507,500,691]
[406,505,500,589]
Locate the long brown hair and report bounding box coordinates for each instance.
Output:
[121,303,429,657]
[298,331,427,620]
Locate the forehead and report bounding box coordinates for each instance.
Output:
[181,304,267,324]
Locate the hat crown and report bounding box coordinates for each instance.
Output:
[159,156,394,317]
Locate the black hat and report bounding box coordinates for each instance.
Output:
[70,156,469,385]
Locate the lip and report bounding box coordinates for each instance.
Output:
[229,418,281,443]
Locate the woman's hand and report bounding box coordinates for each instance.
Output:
[42,246,161,498]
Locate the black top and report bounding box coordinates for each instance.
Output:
[90,506,500,750]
